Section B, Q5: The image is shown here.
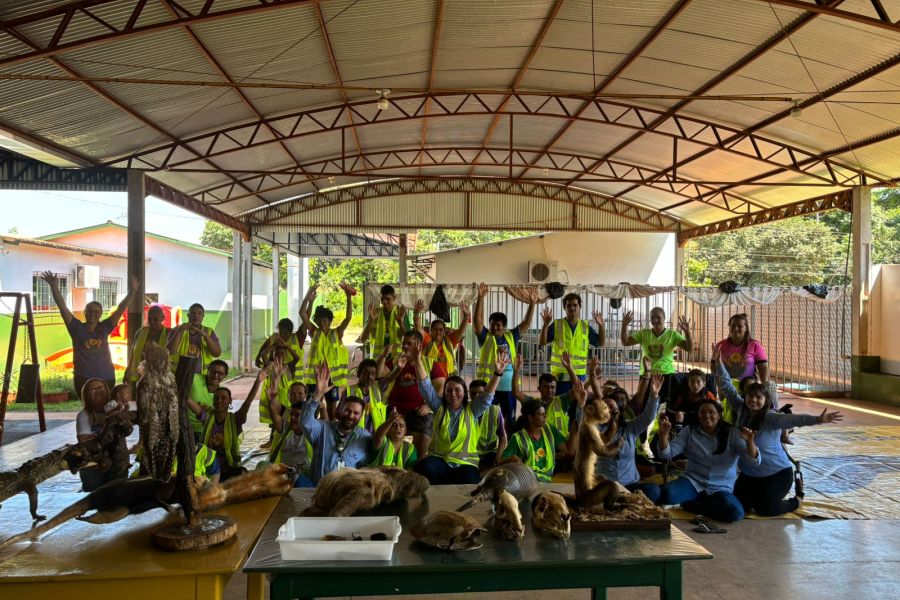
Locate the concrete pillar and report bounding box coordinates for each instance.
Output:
[851,185,874,398]
[286,254,309,327]
[126,170,145,366]
[231,232,242,371]
[271,245,280,330]
[398,233,408,284]
[241,237,253,371]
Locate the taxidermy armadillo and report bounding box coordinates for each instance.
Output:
[457,462,539,511]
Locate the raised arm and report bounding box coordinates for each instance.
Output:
[620,311,638,346]
[586,356,602,403]
[373,407,400,450]
[335,282,355,338]
[538,307,553,346]
[452,302,470,339]
[473,282,488,334]
[413,298,427,338]
[737,427,761,466]
[713,346,743,418]
[511,354,526,402]
[358,302,379,343]
[472,353,509,417]
[513,286,540,336]
[107,276,139,325]
[676,315,693,352]
[629,374,663,435]
[235,362,271,423]
[591,310,606,346]
[298,285,317,333]
[301,363,331,441]
[40,270,73,324]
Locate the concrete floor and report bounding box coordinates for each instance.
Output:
[3,377,899,600]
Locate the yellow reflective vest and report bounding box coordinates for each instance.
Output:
[350,383,386,431]
[477,404,502,455]
[127,326,169,382]
[477,331,517,381]
[422,337,456,377]
[512,425,556,482]
[429,404,480,467]
[550,319,590,379]
[259,371,291,425]
[171,325,217,372]
[202,412,240,468]
[369,438,417,469]
[545,393,571,435]
[301,330,349,386]
[369,306,403,357]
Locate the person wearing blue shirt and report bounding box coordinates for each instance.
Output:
[473,282,538,435]
[299,363,372,486]
[656,398,760,522]
[714,352,842,516]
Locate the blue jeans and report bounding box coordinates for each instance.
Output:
[658,477,745,522]
[294,473,316,488]
[626,482,661,503]
[493,390,516,435]
[414,455,481,485]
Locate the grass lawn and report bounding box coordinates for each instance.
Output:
[6,400,83,412]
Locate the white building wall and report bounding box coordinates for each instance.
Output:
[871,264,900,376]
[432,232,676,285]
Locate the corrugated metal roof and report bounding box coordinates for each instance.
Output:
[0,0,897,232]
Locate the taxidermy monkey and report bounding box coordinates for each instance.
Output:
[574,396,624,509]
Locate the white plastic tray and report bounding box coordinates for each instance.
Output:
[276,516,402,561]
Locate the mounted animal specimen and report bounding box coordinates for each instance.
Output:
[493,490,525,540]
[136,343,179,481]
[301,466,430,517]
[457,462,539,511]
[531,491,571,539]
[574,396,624,509]
[0,444,92,521]
[411,510,486,551]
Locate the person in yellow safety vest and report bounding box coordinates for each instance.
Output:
[414,298,470,397]
[369,408,418,469]
[411,341,509,485]
[258,351,292,449]
[255,317,306,378]
[500,399,574,483]
[125,305,170,383]
[359,284,406,361]
[512,352,585,440]
[473,282,540,437]
[474,378,507,472]
[186,368,265,481]
[298,282,353,420]
[133,443,220,484]
[166,303,222,375]
[187,359,229,439]
[538,292,606,396]
[266,381,314,486]
[347,358,387,433]
[379,331,433,459]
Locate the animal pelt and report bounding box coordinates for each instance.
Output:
[0,443,94,521]
[195,463,297,511]
[531,491,571,539]
[492,490,525,540]
[574,397,625,510]
[411,510,486,551]
[301,467,430,517]
[569,489,670,523]
[136,343,179,481]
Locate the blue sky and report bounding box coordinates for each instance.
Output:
[3,190,207,242]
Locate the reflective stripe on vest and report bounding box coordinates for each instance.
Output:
[202,412,240,468]
[194,444,217,478]
[172,325,216,372]
[259,372,292,425]
[422,337,456,377]
[370,438,415,468]
[513,426,555,482]
[545,394,570,434]
[370,306,403,356]
[301,330,349,385]
[476,331,517,381]
[128,326,169,382]
[549,319,589,378]
[430,405,480,467]
[477,404,501,454]
[350,384,386,431]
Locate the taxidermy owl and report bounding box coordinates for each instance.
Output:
[136,343,180,481]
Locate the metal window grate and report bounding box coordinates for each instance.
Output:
[32,272,70,312]
[95,276,121,310]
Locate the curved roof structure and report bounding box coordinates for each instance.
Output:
[1,0,898,235]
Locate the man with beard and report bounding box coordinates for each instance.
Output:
[301,363,373,484]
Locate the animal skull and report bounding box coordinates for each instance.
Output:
[410,510,487,551]
[493,490,525,540]
[532,491,571,539]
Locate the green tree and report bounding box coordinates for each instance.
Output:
[199,221,287,287]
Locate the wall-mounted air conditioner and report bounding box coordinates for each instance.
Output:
[527,260,558,284]
[75,265,100,288]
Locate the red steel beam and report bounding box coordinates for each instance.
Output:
[517,0,692,178]
[745,0,900,34]
[467,0,566,174]
[145,176,249,238]
[569,0,845,188]
[418,0,445,174]
[0,0,319,69]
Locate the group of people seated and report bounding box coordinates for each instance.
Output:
[46,267,842,522]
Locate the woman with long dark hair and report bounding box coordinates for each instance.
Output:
[656,398,759,522]
[715,313,768,423]
[713,347,842,516]
[501,399,571,482]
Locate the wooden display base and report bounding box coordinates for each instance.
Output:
[570,490,672,532]
[150,515,237,551]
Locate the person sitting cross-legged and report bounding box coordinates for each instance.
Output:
[412,341,507,485]
[369,408,418,470]
[265,379,315,486]
[499,399,573,483]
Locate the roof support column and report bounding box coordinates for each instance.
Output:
[231,231,244,372]
[242,236,253,372]
[398,234,408,284]
[851,185,874,399]
[286,251,309,329]
[271,244,280,331]
[126,170,145,368]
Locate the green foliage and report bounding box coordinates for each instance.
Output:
[7,400,84,412]
[415,229,531,253]
[40,367,77,398]
[309,258,399,327]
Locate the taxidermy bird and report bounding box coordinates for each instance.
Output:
[136,343,180,481]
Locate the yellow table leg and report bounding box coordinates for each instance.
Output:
[195,573,227,600]
[247,572,266,600]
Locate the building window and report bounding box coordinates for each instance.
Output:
[32,272,70,311]
[96,276,121,309]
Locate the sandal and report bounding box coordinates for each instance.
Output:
[693,521,727,534]
[794,468,805,500]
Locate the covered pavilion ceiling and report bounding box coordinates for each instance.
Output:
[0,0,898,237]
